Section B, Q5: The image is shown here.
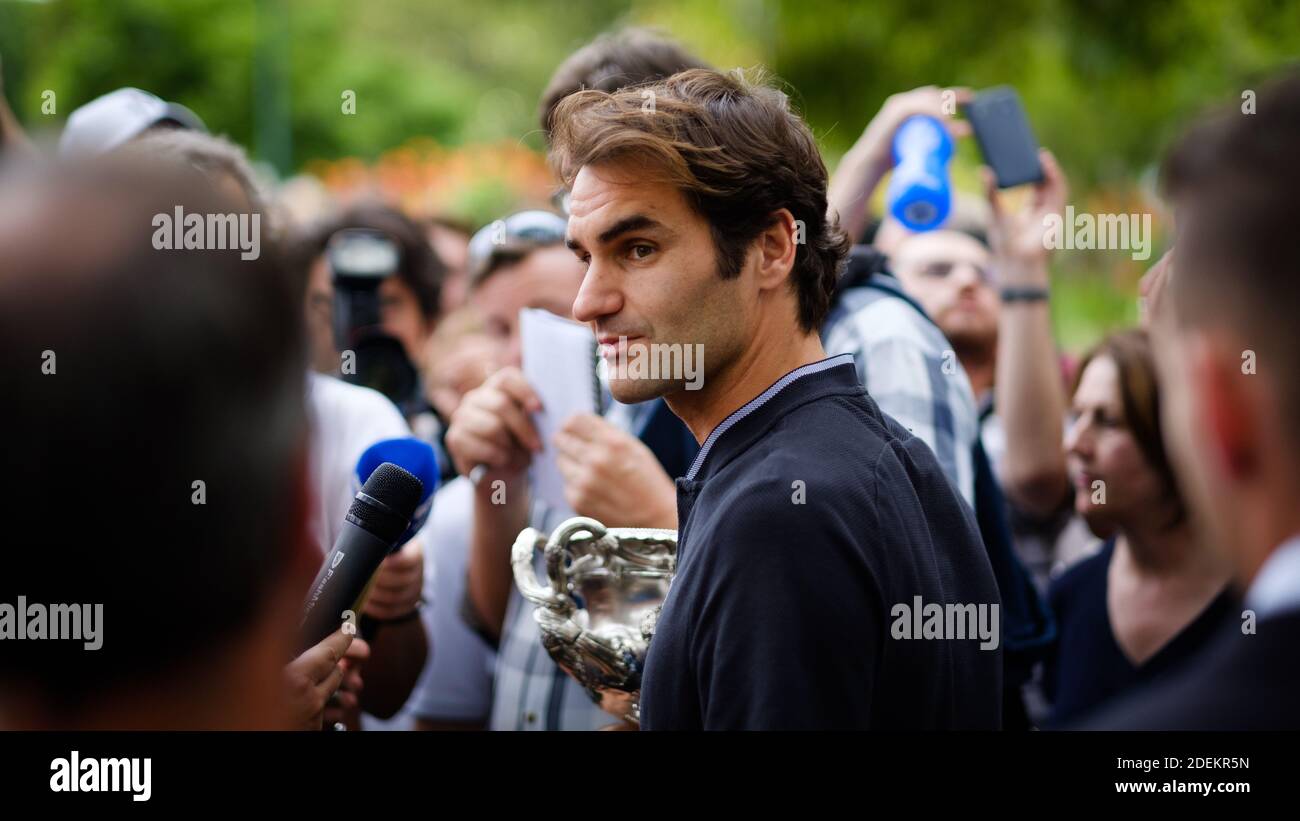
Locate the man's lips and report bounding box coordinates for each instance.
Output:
[596,334,643,356]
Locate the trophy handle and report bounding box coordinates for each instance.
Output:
[543,517,607,595]
[511,528,569,610]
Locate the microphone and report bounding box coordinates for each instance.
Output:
[299,462,424,653]
[351,437,439,547]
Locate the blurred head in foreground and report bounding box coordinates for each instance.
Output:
[1152,68,1300,589]
[0,155,316,729]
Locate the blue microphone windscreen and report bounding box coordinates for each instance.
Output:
[354,437,440,544]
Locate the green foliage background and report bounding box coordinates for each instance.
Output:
[3,0,1297,347]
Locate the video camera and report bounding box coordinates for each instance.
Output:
[326,228,422,412]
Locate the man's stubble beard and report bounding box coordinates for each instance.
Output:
[940,315,998,367]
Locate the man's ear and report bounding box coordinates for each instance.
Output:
[754,208,799,291]
[1194,329,1260,483]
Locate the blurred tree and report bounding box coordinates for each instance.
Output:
[5,0,1297,184]
[2,0,1297,343]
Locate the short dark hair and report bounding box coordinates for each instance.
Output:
[549,68,850,332]
[539,27,710,136]
[0,156,307,708]
[1160,66,1300,461]
[304,203,446,320]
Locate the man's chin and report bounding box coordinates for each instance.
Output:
[940,323,997,355]
[608,377,676,405]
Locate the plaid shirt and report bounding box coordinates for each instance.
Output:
[489,500,615,731]
[821,270,978,507]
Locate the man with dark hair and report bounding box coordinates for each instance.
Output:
[549,68,1002,729]
[1084,69,1300,729]
[0,157,336,729]
[305,203,446,379]
[538,27,709,135]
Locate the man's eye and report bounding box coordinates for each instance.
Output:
[630,244,654,260]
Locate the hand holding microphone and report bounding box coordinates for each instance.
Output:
[284,628,361,731]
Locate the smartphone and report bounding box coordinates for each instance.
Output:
[963,86,1044,188]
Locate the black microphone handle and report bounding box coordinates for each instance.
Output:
[298,517,395,655]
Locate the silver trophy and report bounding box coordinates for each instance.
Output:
[512,516,677,725]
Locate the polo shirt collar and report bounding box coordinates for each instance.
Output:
[683,353,861,483]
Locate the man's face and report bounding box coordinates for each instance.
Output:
[892,230,999,352]
[378,276,434,369]
[470,244,586,369]
[565,163,749,404]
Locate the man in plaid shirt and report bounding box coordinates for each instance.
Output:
[823,245,978,507]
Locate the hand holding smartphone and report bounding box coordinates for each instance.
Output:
[963,86,1044,188]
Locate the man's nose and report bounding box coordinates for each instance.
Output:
[571,260,623,325]
[951,262,983,289]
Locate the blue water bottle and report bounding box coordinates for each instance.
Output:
[886,115,953,232]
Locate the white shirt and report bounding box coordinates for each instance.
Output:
[404,477,497,726]
[305,373,411,557]
[1245,534,1300,620]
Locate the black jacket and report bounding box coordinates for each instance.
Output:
[640,355,1003,730]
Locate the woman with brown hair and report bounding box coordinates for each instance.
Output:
[1043,328,1234,727]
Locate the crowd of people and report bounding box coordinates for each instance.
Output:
[1,27,1297,731]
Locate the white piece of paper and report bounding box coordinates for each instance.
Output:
[520,308,597,512]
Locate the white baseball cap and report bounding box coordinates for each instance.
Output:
[58,87,206,157]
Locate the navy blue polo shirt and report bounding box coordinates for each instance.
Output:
[639,354,1003,730]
